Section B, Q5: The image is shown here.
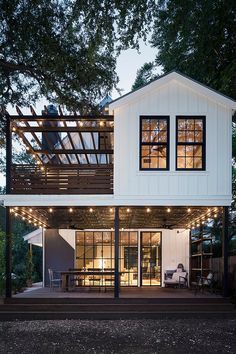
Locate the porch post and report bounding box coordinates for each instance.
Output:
[114,206,119,298]
[222,206,229,297]
[5,114,12,298]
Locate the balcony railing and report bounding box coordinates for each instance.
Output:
[11,164,113,194]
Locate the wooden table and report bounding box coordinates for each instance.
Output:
[60,270,115,291]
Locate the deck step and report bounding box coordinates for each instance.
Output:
[0,300,235,320]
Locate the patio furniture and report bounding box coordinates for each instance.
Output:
[191,272,217,295]
[164,271,188,288]
[48,268,62,290]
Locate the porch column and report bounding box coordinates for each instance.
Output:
[5,113,12,298]
[222,206,229,297]
[114,206,119,298]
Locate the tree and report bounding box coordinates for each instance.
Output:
[151,0,236,99]
[132,62,159,91]
[0,0,156,112]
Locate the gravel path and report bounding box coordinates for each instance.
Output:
[0,319,235,354]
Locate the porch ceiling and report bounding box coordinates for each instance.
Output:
[10,206,221,230]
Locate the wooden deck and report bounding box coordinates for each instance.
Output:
[13,283,221,299]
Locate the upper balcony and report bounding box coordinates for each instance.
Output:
[8,107,114,195]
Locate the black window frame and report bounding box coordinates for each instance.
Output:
[176,116,206,171]
[139,115,170,171]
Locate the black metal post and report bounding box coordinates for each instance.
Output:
[222,206,229,297]
[114,206,119,299]
[5,114,12,298]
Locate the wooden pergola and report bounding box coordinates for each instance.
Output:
[9,106,114,194]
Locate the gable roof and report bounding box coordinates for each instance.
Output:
[109,70,236,110]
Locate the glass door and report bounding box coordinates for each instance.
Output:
[141,232,161,286]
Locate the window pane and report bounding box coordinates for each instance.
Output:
[194,145,202,157]
[178,119,186,130]
[159,119,167,130]
[186,119,195,130]
[177,157,185,168]
[186,131,194,142]
[186,157,193,168]
[186,145,194,156]
[159,157,166,168]
[195,131,203,142]
[142,119,150,130]
[150,157,158,169]
[178,131,186,142]
[150,119,159,131]
[194,158,202,168]
[142,131,150,142]
[195,119,203,130]
[177,145,185,156]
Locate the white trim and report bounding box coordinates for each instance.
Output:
[1,194,231,206]
[109,72,236,110]
[42,228,45,287]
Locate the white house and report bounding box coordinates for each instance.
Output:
[2,71,236,298]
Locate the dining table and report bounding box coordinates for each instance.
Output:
[60,270,115,291]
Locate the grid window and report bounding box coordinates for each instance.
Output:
[176,117,205,170]
[140,116,169,170]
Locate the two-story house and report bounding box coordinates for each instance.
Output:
[3,71,236,298]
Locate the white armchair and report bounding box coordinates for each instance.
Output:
[164,271,188,288]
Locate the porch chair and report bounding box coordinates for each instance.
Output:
[48,268,62,291]
[191,272,217,295]
[164,271,188,288]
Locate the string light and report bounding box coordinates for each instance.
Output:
[69,208,73,213]
[49,208,53,213]
[12,127,16,132]
[38,121,43,126]
[99,121,104,127]
[109,208,113,213]
[146,208,151,213]
[126,208,131,213]
[40,166,45,171]
[29,208,32,212]
[214,213,217,218]
[79,121,83,127]
[89,208,93,213]
[187,208,191,213]
[167,208,171,213]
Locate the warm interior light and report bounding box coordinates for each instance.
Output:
[38,121,43,126]
[99,121,104,127]
[40,166,45,171]
[12,127,16,132]
[126,208,130,213]
[79,121,83,127]
[214,213,217,218]
[201,221,204,224]
[109,208,113,213]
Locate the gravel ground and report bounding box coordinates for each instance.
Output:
[0,319,236,354]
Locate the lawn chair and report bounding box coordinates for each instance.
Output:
[191,271,217,295]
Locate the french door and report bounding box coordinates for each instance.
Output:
[141,232,161,286]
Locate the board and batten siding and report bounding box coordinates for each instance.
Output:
[112,80,232,206]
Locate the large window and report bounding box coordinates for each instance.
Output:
[176,116,205,170]
[140,116,169,170]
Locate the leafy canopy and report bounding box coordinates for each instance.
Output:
[151,0,236,99]
[0,0,156,111]
[131,62,158,91]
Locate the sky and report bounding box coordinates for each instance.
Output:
[1,41,161,187]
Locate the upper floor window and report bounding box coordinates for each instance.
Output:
[140,116,169,170]
[176,116,205,170]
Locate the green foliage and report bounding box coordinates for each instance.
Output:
[132,62,159,91]
[0,0,156,111]
[151,0,236,99]
[0,229,5,295]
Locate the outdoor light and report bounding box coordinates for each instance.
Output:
[109,208,113,213]
[49,208,53,213]
[99,121,105,127]
[29,208,32,212]
[197,223,200,227]
[127,208,130,213]
[214,213,217,218]
[12,127,16,132]
[22,217,25,221]
[121,228,124,231]
[146,208,151,213]
[38,121,43,126]
[89,208,93,213]
[14,212,18,216]
[79,121,83,127]
[167,208,171,213]
[40,166,45,171]
[187,208,191,212]
[202,221,204,224]
[111,227,114,231]
[36,161,41,165]
[15,207,18,210]
[69,208,73,213]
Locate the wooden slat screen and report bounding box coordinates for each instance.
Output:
[11,164,113,194]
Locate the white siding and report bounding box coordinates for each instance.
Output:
[113,80,232,206]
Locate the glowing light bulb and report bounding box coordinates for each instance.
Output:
[167,208,171,213]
